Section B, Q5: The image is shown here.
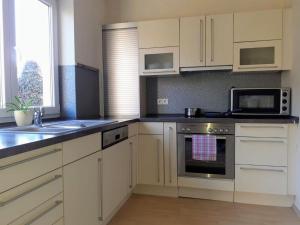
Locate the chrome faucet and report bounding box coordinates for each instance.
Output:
[34,107,44,127]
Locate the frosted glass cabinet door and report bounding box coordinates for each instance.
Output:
[139,47,179,76]
[233,40,282,72]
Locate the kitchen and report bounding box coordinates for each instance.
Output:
[0,0,300,225]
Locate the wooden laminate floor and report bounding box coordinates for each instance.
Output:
[109,195,300,225]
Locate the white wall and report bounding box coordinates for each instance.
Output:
[282,0,300,210]
[105,0,291,23]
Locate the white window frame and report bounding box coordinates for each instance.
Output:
[0,0,60,122]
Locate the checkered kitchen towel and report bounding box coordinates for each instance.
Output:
[192,135,217,161]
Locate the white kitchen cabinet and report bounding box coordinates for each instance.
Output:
[138,19,179,49]
[139,122,164,135]
[180,16,206,68]
[234,9,283,42]
[138,135,164,186]
[102,140,131,222]
[129,135,138,190]
[206,13,233,66]
[236,123,288,138]
[235,165,287,195]
[180,13,233,70]
[63,133,101,165]
[164,123,177,187]
[233,40,282,72]
[0,144,62,194]
[139,47,179,76]
[64,152,102,225]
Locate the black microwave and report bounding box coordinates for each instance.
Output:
[230,88,291,116]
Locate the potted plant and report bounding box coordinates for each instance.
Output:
[6,96,34,127]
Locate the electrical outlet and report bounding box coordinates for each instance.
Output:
[157,98,168,105]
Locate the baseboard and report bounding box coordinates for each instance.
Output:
[133,184,178,197]
[234,192,295,207]
[178,187,234,202]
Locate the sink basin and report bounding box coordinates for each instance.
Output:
[0,120,117,134]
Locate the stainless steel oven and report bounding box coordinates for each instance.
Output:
[177,123,235,179]
[231,88,291,116]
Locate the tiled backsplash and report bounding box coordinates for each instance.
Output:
[144,71,282,114]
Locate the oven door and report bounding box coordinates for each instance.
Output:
[231,89,281,115]
[178,134,235,179]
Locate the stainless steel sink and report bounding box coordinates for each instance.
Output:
[0,120,117,134]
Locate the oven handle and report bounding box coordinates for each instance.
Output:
[184,135,226,140]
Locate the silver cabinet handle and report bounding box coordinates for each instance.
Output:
[25,200,63,225]
[240,167,286,173]
[129,142,133,189]
[143,70,176,74]
[156,139,160,184]
[240,139,287,144]
[0,174,62,207]
[211,18,214,62]
[237,66,278,70]
[97,158,103,221]
[200,19,204,62]
[168,127,173,184]
[0,148,62,171]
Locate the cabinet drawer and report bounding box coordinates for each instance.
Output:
[63,133,101,165]
[236,124,288,138]
[0,169,63,225]
[10,194,63,225]
[0,144,62,194]
[129,123,139,137]
[235,165,287,195]
[236,137,287,166]
[139,122,164,135]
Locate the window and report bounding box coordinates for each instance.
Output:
[0,0,59,118]
[0,0,5,108]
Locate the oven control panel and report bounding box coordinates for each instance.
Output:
[177,123,235,135]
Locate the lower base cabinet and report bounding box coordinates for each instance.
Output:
[102,140,131,222]
[63,152,102,225]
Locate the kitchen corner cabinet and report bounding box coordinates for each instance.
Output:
[63,151,102,225]
[180,13,233,69]
[164,123,177,187]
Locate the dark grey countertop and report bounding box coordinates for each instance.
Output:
[0,118,138,159]
[140,114,299,124]
[0,115,298,159]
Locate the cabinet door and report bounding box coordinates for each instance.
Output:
[129,135,138,190]
[180,16,206,68]
[102,140,130,221]
[164,123,177,187]
[138,135,164,186]
[64,152,102,225]
[234,9,283,42]
[206,13,233,66]
[138,19,179,48]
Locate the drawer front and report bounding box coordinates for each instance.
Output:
[235,165,287,195]
[9,194,63,225]
[0,169,63,225]
[63,133,101,165]
[0,144,62,194]
[236,123,288,138]
[139,122,164,135]
[236,137,287,166]
[128,123,139,137]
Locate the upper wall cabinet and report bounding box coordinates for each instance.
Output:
[234,9,283,42]
[138,19,180,76]
[180,13,233,71]
[233,9,284,72]
[138,19,179,48]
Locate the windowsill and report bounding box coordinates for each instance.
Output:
[0,113,61,125]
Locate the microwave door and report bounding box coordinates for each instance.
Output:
[231,89,281,114]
